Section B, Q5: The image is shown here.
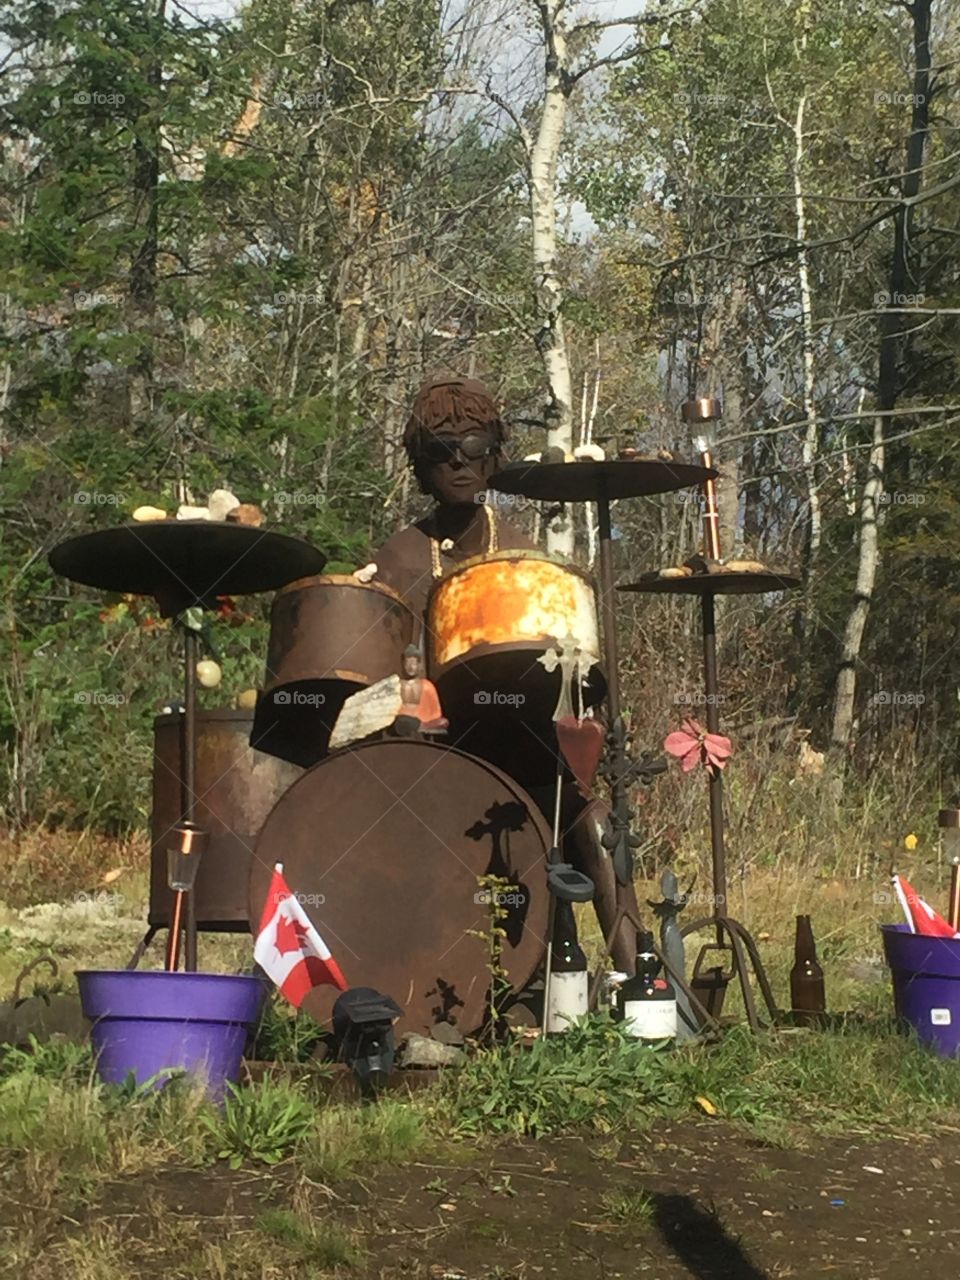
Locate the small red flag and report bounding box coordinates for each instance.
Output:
[254,865,348,1006]
[892,874,959,938]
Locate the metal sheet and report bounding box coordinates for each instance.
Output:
[253,575,415,767]
[248,739,551,1036]
[150,709,301,929]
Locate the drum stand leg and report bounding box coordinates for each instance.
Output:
[680,914,779,1031]
[127,924,161,971]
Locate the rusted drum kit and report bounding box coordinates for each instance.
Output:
[50,452,737,1037]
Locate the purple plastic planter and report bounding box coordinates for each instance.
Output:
[77,970,266,1100]
[881,924,960,1057]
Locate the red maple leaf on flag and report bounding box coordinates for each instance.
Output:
[274,907,310,956]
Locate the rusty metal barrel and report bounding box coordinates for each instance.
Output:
[149,709,301,931]
[251,575,415,767]
[426,550,605,785]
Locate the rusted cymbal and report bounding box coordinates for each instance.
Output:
[489,459,715,503]
[248,739,551,1036]
[618,569,801,596]
[48,521,326,610]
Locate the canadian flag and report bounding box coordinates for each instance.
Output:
[254,865,348,1006]
[892,874,959,939]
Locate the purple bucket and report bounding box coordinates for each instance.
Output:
[880,924,960,1057]
[77,970,266,1100]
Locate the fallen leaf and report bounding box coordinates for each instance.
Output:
[695,1095,718,1116]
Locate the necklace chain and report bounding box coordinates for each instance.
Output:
[430,502,497,578]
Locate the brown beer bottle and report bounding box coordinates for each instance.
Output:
[790,914,826,1024]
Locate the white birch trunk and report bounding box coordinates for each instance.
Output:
[531,0,574,555]
[831,410,884,750]
[793,90,821,569]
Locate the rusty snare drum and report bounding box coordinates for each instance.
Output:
[252,575,415,767]
[426,550,605,784]
[150,709,301,931]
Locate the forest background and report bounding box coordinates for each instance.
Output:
[1,0,958,901]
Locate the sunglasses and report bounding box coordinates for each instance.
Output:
[420,432,497,466]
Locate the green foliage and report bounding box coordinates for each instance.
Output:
[251,993,330,1064]
[0,1033,93,1082]
[445,1014,682,1137]
[205,1079,313,1168]
[300,1097,428,1181]
[256,1208,363,1270]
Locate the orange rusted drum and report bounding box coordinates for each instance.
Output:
[426,550,605,784]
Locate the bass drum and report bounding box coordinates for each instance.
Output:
[248,739,550,1036]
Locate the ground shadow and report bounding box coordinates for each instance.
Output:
[652,1192,769,1280]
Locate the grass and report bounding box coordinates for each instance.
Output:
[601,1188,655,1228]
[258,1203,364,1269]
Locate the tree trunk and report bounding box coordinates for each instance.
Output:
[831,0,932,750]
[531,0,574,555]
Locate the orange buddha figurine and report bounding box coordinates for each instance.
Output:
[394,644,448,737]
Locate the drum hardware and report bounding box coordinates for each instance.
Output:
[49,520,326,971]
[618,398,800,1029]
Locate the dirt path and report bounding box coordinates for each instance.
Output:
[13,1120,956,1279]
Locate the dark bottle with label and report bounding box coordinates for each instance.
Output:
[617,930,677,1041]
[545,901,589,1033]
[790,914,826,1024]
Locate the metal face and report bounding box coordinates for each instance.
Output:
[248,740,551,1036]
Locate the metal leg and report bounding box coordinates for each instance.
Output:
[127,925,160,971]
[681,913,779,1029]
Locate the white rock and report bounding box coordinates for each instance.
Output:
[176,504,209,521]
[208,488,241,521]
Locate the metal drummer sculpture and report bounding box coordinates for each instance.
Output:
[371,374,642,972]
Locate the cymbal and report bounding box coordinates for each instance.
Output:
[489,458,716,503]
[49,520,326,612]
[619,568,800,596]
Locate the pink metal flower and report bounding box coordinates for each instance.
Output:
[663,718,733,776]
